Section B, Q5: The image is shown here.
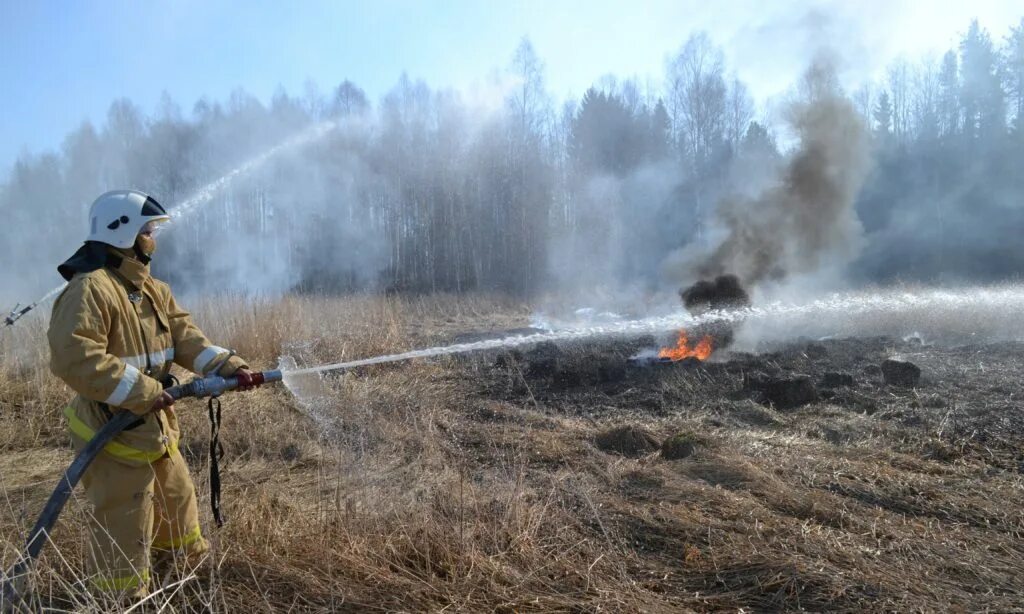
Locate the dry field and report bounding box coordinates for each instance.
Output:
[2,293,1023,612]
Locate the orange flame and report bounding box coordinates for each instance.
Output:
[658,330,713,361]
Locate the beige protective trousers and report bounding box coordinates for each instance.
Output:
[77,441,208,595]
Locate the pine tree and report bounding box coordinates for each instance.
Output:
[874,90,893,138]
[938,50,960,138]
[648,99,672,161]
[1004,18,1024,129]
[960,20,1004,141]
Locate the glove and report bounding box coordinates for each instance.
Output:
[234,368,260,391]
[148,390,176,413]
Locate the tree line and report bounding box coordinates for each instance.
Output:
[2,18,1022,302]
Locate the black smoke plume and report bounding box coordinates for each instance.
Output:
[679,274,751,350]
[687,54,872,288]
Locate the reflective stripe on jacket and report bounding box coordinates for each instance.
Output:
[48,248,248,461]
[63,405,177,463]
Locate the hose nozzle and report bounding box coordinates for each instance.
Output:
[4,304,32,327]
[167,370,283,400]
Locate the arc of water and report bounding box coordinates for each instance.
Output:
[3,120,338,327]
[170,121,336,221]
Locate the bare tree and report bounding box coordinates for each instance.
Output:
[508,37,549,140]
[666,32,727,168]
[937,50,960,138]
[852,84,874,122]
[303,79,326,119]
[887,59,911,143]
[725,75,754,152]
[332,80,369,117]
[911,56,941,140]
[62,121,103,205]
[497,38,554,294]
[619,77,643,115]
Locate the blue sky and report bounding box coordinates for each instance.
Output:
[1,0,1020,175]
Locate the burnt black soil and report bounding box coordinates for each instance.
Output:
[469,335,1024,468]
[448,334,1024,611]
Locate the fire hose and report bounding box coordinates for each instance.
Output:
[4,303,35,327]
[0,369,282,608]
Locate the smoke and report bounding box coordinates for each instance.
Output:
[546,158,685,305]
[4,15,1024,322]
[680,274,751,313]
[669,53,872,289]
[157,116,391,298]
[0,79,522,309]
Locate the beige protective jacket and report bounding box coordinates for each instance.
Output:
[48,249,247,463]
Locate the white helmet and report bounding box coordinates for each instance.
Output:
[87,190,170,248]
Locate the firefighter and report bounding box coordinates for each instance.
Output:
[46,190,259,599]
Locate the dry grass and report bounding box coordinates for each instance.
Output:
[2,293,1023,612]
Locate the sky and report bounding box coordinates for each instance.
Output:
[1,0,1021,176]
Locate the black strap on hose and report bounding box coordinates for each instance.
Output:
[208,396,226,528]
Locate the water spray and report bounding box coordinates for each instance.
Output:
[169,121,336,221]
[3,286,65,328]
[5,283,1024,606]
[281,284,1024,382]
[1,121,338,330]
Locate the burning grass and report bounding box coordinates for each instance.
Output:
[2,293,1024,611]
[658,330,713,362]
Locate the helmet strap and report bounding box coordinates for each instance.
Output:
[133,243,151,265]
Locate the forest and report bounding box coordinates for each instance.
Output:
[1,18,1022,303]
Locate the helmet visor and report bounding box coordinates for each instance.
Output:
[140,219,167,236]
[141,196,167,217]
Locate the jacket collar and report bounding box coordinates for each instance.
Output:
[58,242,109,281]
[106,246,151,290]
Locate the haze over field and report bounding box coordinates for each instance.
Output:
[5,6,1024,612]
[1,2,1022,315]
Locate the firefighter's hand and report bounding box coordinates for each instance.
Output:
[235,368,259,391]
[149,391,175,413]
